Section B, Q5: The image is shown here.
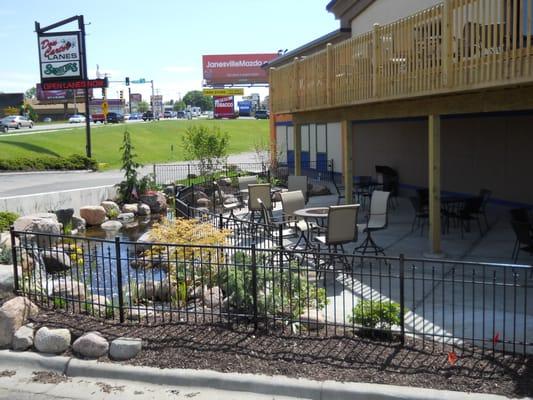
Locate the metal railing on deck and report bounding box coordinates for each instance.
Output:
[271,0,533,113]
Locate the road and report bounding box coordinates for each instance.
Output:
[0,152,258,198]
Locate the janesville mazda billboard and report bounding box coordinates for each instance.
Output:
[203,53,278,85]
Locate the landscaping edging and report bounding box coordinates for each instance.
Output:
[0,350,507,400]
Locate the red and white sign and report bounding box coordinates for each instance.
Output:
[214,96,235,119]
[38,32,82,81]
[203,53,278,85]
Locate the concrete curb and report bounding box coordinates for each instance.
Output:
[0,350,509,400]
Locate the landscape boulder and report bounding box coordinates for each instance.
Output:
[109,337,142,360]
[140,192,167,213]
[0,297,39,348]
[41,250,72,274]
[137,203,151,216]
[117,212,135,222]
[79,206,107,226]
[196,198,211,208]
[299,308,326,330]
[202,286,223,308]
[84,295,110,316]
[52,279,86,302]
[0,265,20,300]
[13,214,61,248]
[101,220,122,231]
[72,331,109,358]
[71,216,86,232]
[122,203,138,214]
[34,327,71,354]
[101,201,121,217]
[12,324,34,351]
[53,208,74,227]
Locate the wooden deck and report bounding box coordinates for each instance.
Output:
[270,0,533,114]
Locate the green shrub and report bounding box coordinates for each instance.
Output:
[349,299,401,329]
[0,154,97,171]
[0,245,12,264]
[0,211,18,232]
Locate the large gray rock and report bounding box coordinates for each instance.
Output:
[72,331,109,358]
[34,327,70,354]
[79,206,107,226]
[100,201,120,217]
[12,324,34,351]
[122,204,138,214]
[84,295,110,317]
[203,286,223,308]
[140,192,167,213]
[52,279,86,302]
[0,297,39,348]
[101,220,122,231]
[117,212,134,222]
[13,214,61,249]
[137,203,151,216]
[109,337,142,360]
[299,309,326,330]
[41,250,72,274]
[0,265,19,300]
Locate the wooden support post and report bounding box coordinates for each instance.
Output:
[294,123,302,176]
[428,114,442,255]
[341,120,353,204]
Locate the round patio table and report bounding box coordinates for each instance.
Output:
[292,207,330,250]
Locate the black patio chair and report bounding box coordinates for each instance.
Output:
[510,219,533,263]
[470,189,491,231]
[454,196,484,238]
[409,196,428,235]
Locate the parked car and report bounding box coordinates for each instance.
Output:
[68,114,86,123]
[254,110,270,119]
[123,114,130,121]
[142,111,155,121]
[163,111,173,118]
[1,115,33,129]
[91,114,106,123]
[106,112,125,123]
[177,111,185,119]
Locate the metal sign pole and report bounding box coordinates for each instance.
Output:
[78,15,92,159]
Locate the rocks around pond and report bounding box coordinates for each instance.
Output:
[0,264,20,301]
[71,216,86,232]
[117,212,135,222]
[196,198,211,208]
[72,331,109,358]
[12,324,34,351]
[34,327,71,354]
[80,206,107,226]
[137,203,151,216]
[139,193,167,214]
[41,250,72,274]
[13,213,62,249]
[299,308,326,330]
[52,208,74,227]
[0,297,39,348]
[122,203,138,214]
[101,220,122,231]
[52,279,86,302]
[100,201,120,217]
[109,337,142,361]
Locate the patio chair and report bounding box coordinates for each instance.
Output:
[354,176,373,209]
[510,208,533,261]
[510,219,533,263]
[257,198,297,244]
[248,183,272,222]
[409,196,428,235]
[315,204,359,270]
[280,190,320,244]
[453,196,484,238]
[470,189,491,230]
[237,175,258,204]
[288,175,309,203]
[213,182,241,225]
[354,190,391,255]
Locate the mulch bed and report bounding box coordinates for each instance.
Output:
[31,310,533,398]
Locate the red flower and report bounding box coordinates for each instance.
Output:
[447,351,458,366]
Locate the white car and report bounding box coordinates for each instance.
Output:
[69,114,86,123]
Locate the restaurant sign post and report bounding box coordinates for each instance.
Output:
[35,16,104,158]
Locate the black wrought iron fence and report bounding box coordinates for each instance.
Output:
[10,226,533,356]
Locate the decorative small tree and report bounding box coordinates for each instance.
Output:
[116,130,142,203]
[181,125,229,178]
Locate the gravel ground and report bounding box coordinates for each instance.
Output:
[30,310,533,398]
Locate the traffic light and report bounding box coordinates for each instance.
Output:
[120,90,124,100]
[125,77,130,86]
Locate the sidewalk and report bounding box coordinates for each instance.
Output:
[0,350,510,400]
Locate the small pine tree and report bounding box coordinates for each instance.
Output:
[116,130,142,203]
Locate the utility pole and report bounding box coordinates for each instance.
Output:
[150,80,155,113]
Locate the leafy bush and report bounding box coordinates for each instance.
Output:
[0,155,97,171]
[182,125,229,177]
[0,245,12,264]
[349,300,401,329]
[138,173,161,194]
[0,211,19,232]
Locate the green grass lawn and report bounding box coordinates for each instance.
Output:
[0,119,269,169]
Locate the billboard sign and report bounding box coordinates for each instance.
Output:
[130,93,142,102]
[203,53,278,85]
[36,84,91,102]
[38,32,83,82]
[214,96,235,119]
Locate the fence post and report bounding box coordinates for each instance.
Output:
[152,164,157,183]
[251,243,258,330]
[114,237,125,323]
[187,164,191,186]
[10,226,19,294]
[399,253,405,346]
[219,213,224,230]
[278,224,284,250]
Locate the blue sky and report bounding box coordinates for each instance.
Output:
[1,0,338,102]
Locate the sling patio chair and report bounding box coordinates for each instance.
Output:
[315,204,359,271]
[354,190,391,255]
[288,175,309,203]
[247,183,272,223]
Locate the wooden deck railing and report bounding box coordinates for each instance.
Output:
[270,0,533,114]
